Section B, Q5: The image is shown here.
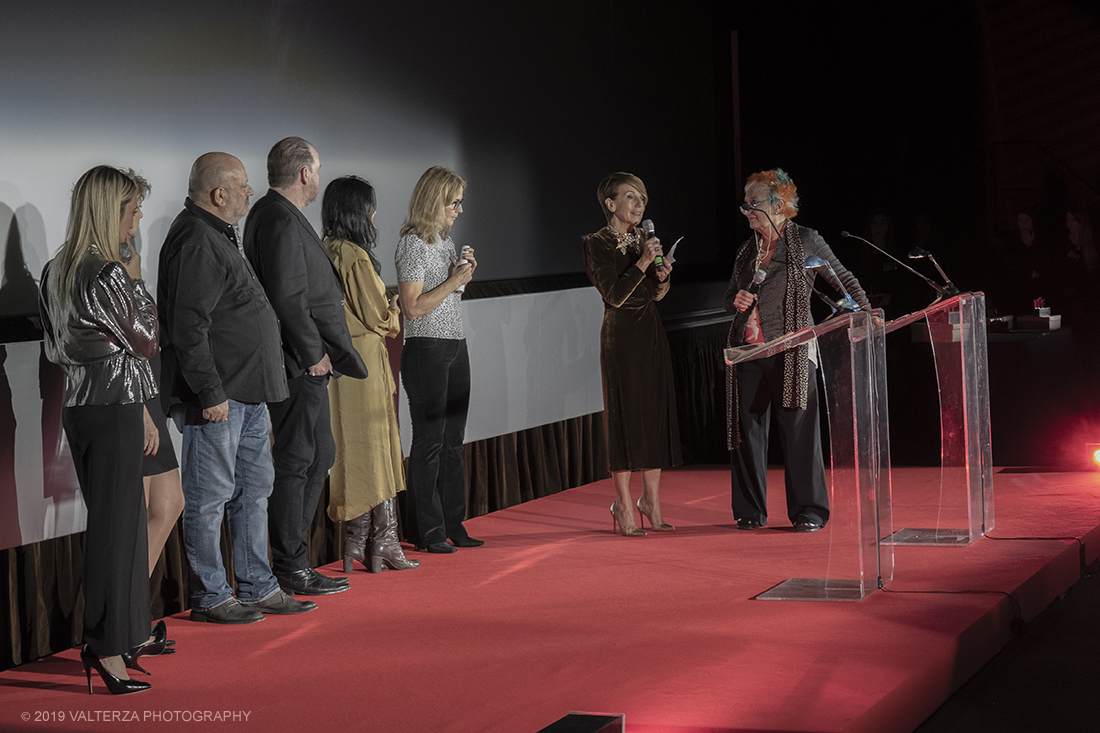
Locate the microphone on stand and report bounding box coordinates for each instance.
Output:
[840,231,950,298]
[640,219,663,273]
[907,246,960,298]
[804,256,861,313]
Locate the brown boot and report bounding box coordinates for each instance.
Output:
[370,498,420,572]
[342,513,372,573]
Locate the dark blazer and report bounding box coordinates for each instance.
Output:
[243,190,368,380]
[157,198,289,409]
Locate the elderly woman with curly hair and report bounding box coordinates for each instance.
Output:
[725,168,868,533]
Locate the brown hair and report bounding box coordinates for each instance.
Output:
[267,136,316,189]
[597,172,647,223]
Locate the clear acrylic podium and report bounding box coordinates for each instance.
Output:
[724,309,893,601]
[881,292,995,546]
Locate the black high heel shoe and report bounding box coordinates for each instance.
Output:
[122,622,176,675]
[151,619,176,648]
[80,645,151,695]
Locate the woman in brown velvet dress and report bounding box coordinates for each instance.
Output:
[582,172,682,536]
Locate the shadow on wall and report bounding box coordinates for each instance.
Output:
[0,202,83,551]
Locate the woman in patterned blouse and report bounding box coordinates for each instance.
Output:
[395,166,484,554]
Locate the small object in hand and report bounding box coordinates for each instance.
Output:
[455,246,473,294]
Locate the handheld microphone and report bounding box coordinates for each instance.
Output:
[729,268,767,342]
[640,219,663,273]
[738,269,767,312]
[454,245,472,294]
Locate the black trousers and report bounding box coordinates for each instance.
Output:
[730,355,830,526]
[267,373,334,576]
[63,402,150,656]
[401,337,471,546]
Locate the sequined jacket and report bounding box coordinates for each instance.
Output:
[39,255,158,407]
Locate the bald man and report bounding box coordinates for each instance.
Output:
[158,153,315,624]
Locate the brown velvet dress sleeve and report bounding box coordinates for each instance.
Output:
[583,231,647,308]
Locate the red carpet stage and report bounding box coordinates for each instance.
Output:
[3,466,1099,733]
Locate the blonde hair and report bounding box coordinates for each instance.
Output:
[745,168,799,220]
[400,166,466,243]
[52,165,149,302]
[597,172,647,224]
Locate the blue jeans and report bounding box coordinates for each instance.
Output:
[402,337,471,546]
[175,400,279,609]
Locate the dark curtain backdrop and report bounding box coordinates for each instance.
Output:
[1,321,727,671]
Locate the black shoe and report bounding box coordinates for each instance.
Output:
[449,536,484,548]
[416,542,458,554]
[736,518,762,530]
[122,626,176,675]
[792,516,824,533]
[240,589,318,615]
[190,598,264,625]
[277,568,351,596]
[151,619,175,648]
[81,646,151,695]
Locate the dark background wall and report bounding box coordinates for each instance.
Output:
[1,0,1099,466]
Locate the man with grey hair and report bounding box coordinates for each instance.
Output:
[158,152,316,623]
[244,137,368,596]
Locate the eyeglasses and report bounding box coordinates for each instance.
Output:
[740,199,772,213]
[449,199,463,212]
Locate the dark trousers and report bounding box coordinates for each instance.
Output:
[401,338,471,546]
[63,403,150,656]
[267,373,334,576]
[730,355,830,526]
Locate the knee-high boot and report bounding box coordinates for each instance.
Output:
[370,498,420,572]
[342,513,372,573]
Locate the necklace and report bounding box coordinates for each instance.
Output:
[754,232,777,270]
[608,226,641,254]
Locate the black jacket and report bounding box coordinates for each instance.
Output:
[243,190,368,380]
[157,198,289,409]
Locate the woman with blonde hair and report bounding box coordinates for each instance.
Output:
[395,166,482,553]
[40,165,159,694]
[322,176,419,572]
[582,171,680,537]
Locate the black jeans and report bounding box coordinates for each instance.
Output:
[401,337,471,546]
[267,373,334,576]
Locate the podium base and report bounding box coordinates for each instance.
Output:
[756,577,871,602]
[538,713,624,733]
[883,528,975,546]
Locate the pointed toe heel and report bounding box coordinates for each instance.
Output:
[81,646,151,695]
[636,499,674,532]
[609,502,646,537]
